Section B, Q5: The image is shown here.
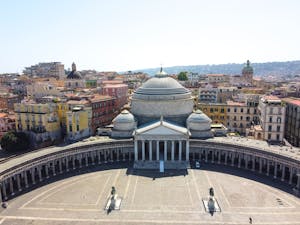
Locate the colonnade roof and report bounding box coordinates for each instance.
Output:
[1,136,300,176]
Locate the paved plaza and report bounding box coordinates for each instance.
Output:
[0,165,300,225]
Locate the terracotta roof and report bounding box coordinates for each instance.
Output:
[283,98,300,107]
[103,84,127,88]
[226,101,246,106]
[263,95,280,101]
[0,113,8,118]
[67,100,89,105]
[89,95,114,103]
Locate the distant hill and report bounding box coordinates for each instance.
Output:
[133,61,300,77]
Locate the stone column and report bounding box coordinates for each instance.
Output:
[104,151,107,163]
[45,163,49,178]
[91,152,95,165]
[52,161,56,176]
[134,140,138,161]
[24,171,29,188]
[59,159,63,173]
[252,156,255,172]
[245,155,248,170]
[171,141,175,161]
[297,173,300,190]
[38,166,43,181]
[117,149,120,162]
[16,174,22,191]
[66,157,69,171]
[224,152,228,165]
[149,140,152,161]
[266,159,270,176]
[110,150,113,162]
[156,141,159,161]
[231,153,235,166]
[179,141,182,161]
[281,164,285,182]
[211,151,214,163]
[86,153,90,166]
[238,154,241,168]
[205,150,208,163]
[274,161,278,179]
[97,151,101,164]
[142,140,145,161]
[9,177,14,196]
[186,140,189,161]
[259,158,263,173]
[164,140,167,161]
[32,168,36,184]
[218,151,221,164]
[122,151,125,161]
[2,181,7,200]
[72,156,76,169]
[289,167,293,185]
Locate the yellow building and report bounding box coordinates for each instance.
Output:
[198,103,227,125]
[66,105,92,141]
[14,101,61,145]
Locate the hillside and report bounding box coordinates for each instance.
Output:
[133,61,300,77]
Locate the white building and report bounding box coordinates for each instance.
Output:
[258,95,285,142]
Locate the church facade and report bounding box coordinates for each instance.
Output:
[112,68,214,169]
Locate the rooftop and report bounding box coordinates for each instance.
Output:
[283,97,300,107]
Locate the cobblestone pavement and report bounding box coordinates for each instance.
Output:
[1,165,300,225]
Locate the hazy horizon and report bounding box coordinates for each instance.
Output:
[1,0,300,73]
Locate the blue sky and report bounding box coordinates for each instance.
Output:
[1,0,300,73]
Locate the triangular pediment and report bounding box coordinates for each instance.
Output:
[135,120,189,137]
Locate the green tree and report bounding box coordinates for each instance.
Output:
[0,132,30,152]
[177,71,188,81]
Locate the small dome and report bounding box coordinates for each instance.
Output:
[67,62,82,79]
[242,60,253,74]
[187,110,211,131]
[113,110,136,130]
[187,110,212,123]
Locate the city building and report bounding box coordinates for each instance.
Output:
[27,81,62,100]
[199,84,218,103]
[257,95,285,142]
[90,95,117,134]
[198,103,227,125]
[0,113,15,138]
[64,63,86,89]
[14,101,61,147]
[102,83,128,109]
[0,93,21,110]
[66,105,92,141]
[23,62,65,79]
[283,98,300,147]
[207,74,228,83]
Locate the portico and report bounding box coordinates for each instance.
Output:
[133,118,190,169]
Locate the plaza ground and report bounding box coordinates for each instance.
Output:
[0,164,300,225]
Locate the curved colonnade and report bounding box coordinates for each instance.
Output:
[0,139,300,202]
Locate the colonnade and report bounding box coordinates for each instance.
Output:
[1,139,300,203]
[0,144,133,202]
[134,139,189,161]
[190,142,300,194]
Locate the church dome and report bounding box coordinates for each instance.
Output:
[135,77,189,95]
[67,63,82,79]
[187,110,211,131]
[242,60,253,74]
[131,67,194,126]
[113,110,136,130]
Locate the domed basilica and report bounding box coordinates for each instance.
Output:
[112,68,213,169]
